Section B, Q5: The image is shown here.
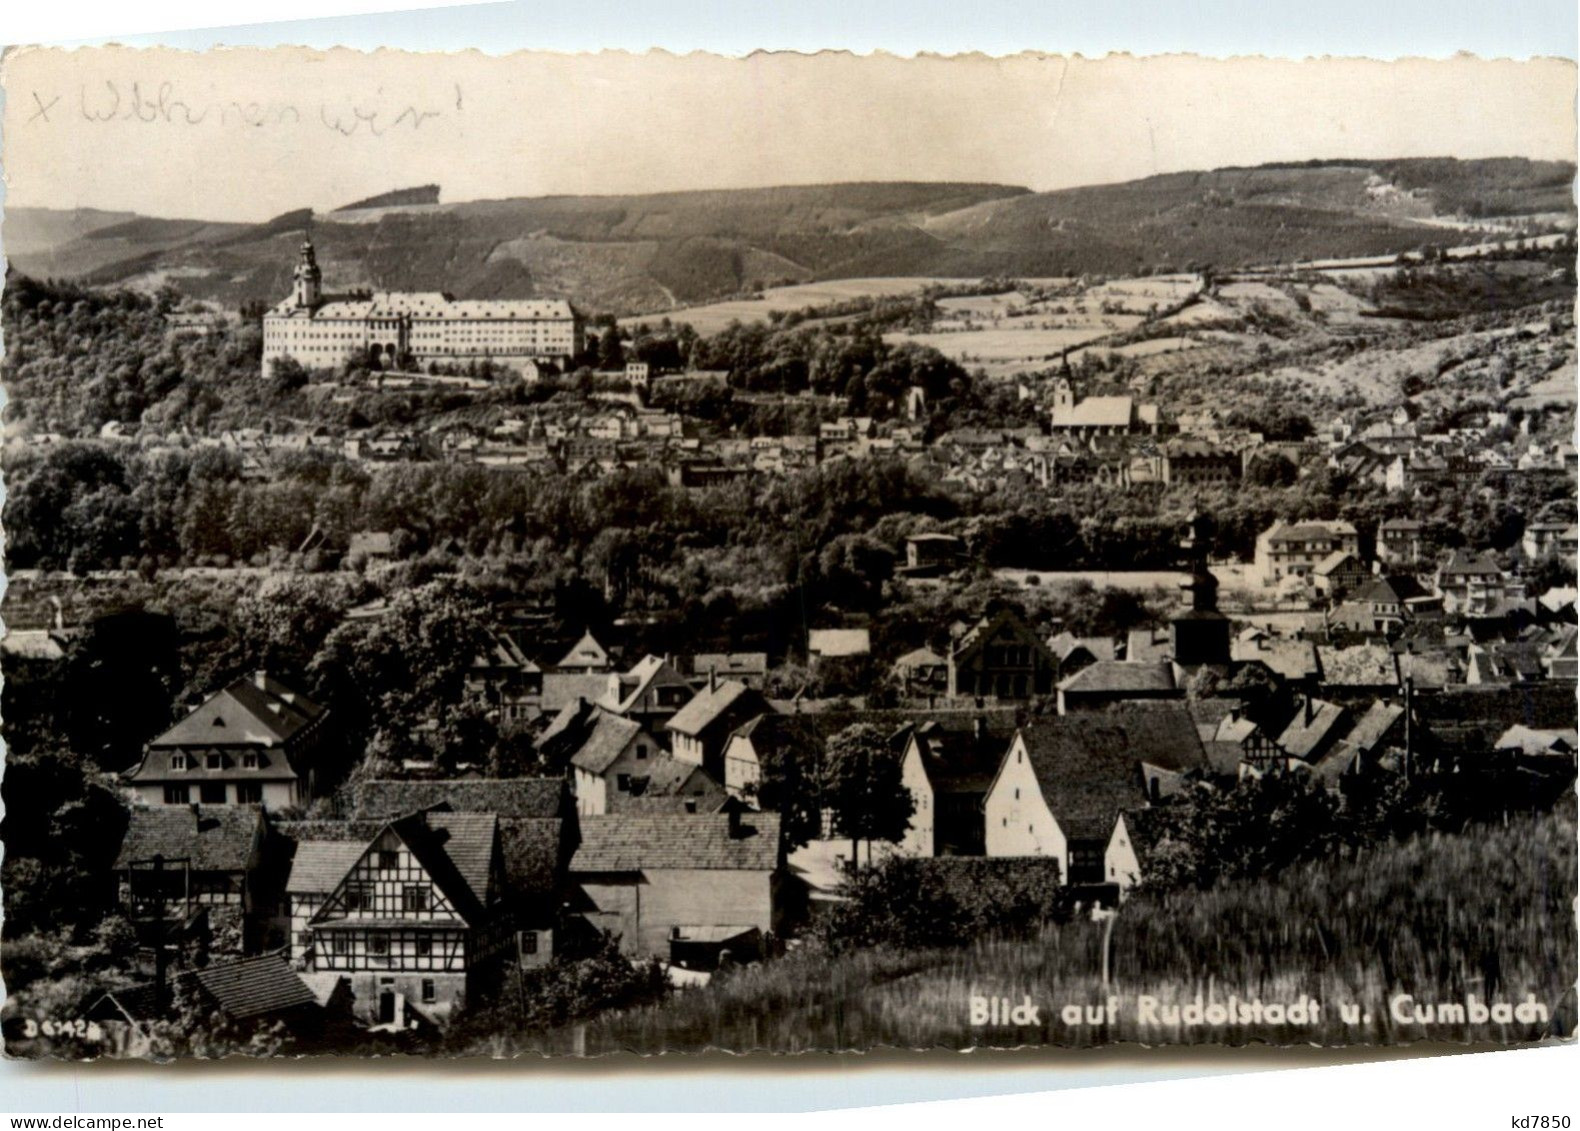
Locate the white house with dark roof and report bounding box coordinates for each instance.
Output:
[569,812,784,965]
[122,672,329,810]
[667,678,772,781]
[982,707,1206,883]
[540,701,667,816]
[556,630,613,673]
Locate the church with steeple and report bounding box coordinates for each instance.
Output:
[261,232,582,376]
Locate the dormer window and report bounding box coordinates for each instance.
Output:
[170,754,188,771]
[206,754,223,770]
[242,752,259,770]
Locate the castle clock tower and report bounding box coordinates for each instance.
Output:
[292,234,323,309]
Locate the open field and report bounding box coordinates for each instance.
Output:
[620,277,972,334]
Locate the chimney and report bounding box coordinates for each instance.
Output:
[709,666,719,694]
[253,669,268,690]
[974,715,985,742]
[1304,696,1314,727]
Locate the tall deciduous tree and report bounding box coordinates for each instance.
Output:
[822,723,914,864]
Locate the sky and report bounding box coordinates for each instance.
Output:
[2,48,1575,221]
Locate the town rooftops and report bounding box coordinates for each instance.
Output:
[1274,698,1349,762]
[570,812,781,872]
[352,777,565,820]
[114,805,264,872]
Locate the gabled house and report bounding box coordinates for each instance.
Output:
[609,654,694,727]
[1254,520,1360,587]
[304,809,513,1026]
[666,678,772,782]
[947,607,1058,701]
[982,707,1206,884]
[86,953,323,1050]
[1104,809,1174,896]
[892,646,949,699]
[898,715,1018,857]
[901,533,966,578]
[123,672,330,810]
[1047,633,1117,682]
[465,632,543,724]
[688,652,770,689]
[115,805,269,948]
[1435,550,1513,617]
[720,712,829,801]
[1056,660,1181,714]
[569,812,784,967]
[541,700,671,816]
[556,630,612,674]
[1313,551,1371,602]
[1377,519,1426,567]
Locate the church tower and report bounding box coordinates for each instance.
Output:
[292,232,323,309]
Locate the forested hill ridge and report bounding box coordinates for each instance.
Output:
[7,158,1575,316]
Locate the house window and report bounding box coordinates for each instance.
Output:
[164,785,190,805]
[242,752,259,770]
[369,934,389,959]
[616,773,632,792]
[521,931,538,955]
[379,850,399,871]
[402,886,430,913]
[636,745,648,760]
[169,754,188,771]
[416,937,432,958]
[206,754,223,770]
[236,782,263,804]
[345,884,372,912]
[330,934,349,956]
[421,979,436,1004]
[200,783,227,804]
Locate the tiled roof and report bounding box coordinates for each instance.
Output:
[1317,643,1399,687]
[114,805,263,872]
[667,680,756,737]
[286,841,367,895]
[1015,707,1205,839]
[353,777,565,819]
[557,630,611,670]
[569,710,646,774]
[1231,637,1320,682]
[690,652,769,678]
[1059,660,1177,694]
[94,953,317,1024]
[911,715,1019,794]
[1275,699,1350,761]
[1439,550,1503,577]
[1048,633,1117,664]
[148,674,324,749]
[497,817,566,904]
[571,813,780,872]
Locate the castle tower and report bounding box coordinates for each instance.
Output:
[292,232,323,309]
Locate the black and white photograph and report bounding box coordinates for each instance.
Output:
[0,38,1575,1066]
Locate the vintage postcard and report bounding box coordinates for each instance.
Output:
[0,43,1575,1061]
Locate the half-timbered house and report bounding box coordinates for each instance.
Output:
[304,809,511,1026]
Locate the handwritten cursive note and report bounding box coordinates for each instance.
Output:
[35,79,462,136]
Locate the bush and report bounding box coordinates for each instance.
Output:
[817,856,1073,953]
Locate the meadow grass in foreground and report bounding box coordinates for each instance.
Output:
[478,803,1576,1056]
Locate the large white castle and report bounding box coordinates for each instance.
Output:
[261,236,583,374]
